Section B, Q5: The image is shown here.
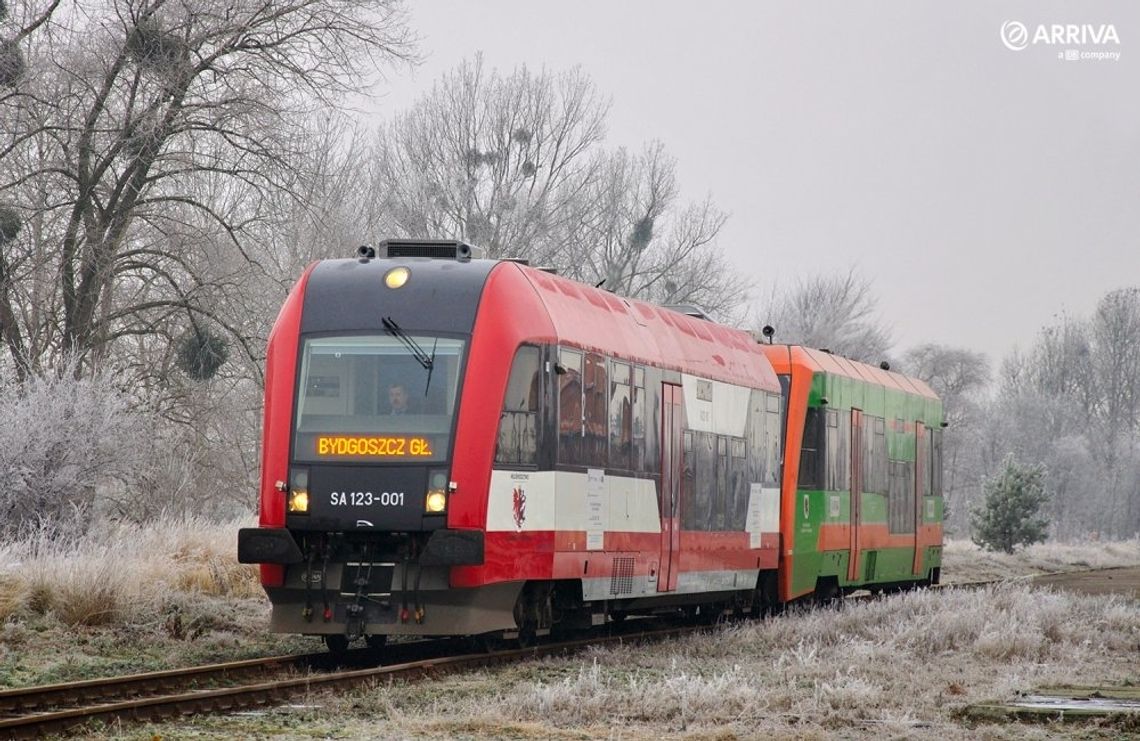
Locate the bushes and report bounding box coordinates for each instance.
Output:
[0,367,146,538]
[0,359,258,534]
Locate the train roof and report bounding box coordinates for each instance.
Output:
[511,263,780,392]
[760,344,939,400]
[296,244,780,393]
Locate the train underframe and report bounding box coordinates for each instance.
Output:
[259,530,938,651]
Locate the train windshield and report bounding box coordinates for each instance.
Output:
[292,335,466,463]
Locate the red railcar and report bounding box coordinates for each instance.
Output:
[239,241,787,649]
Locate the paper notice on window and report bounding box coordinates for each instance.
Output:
[586,468,605,550]
[746,483,781,548]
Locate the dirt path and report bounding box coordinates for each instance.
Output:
[1031,565,1140,599]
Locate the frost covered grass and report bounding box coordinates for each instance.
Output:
[0,516,261,627]
[0,516,305,687]
[215,582,1135,740]
[1,523,1132,637]
[942,537,1140,584]
[2,521,1139,737]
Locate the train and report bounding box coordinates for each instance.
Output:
[238,240,944,651]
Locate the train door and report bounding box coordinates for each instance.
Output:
[847,409,863,582]
[658,383,683,592]
[913,422,926,576]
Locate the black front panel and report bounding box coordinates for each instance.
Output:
[292,465,428,532]
[290,257,499,536]
[300,257,498,335]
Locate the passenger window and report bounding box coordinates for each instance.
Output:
[888,459,915,533]
[862,415,888,495]
[729,436,747,530]
[746,391,764,484]
[680,430,751,532]
[825,409,850,492]
[798,407,825,490]
[495,346,541,466]
[931,428,944,497]
[825,410,838,491]
[557,348,583,465]
[631,367,646,471]
[583,353,608,468]
[714,435,729,531]
[609,361,632,470]
[766,393,782,485]
[922,428,933,497]
[696,432,716,530]
[681,430,695,527]
[641,367,661,475]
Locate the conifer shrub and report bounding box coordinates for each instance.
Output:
[971,455,1050,554]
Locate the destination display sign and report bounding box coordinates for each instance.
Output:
[313,435,434,458]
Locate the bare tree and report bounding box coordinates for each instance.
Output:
[556,142,749,321]
[370,57,749,320]
[1089,288,1140,528]
[760,268,893,363]
[980,288,1140,538]
[269,115,380,275]
[904,344,990,425]
[902,343,991,534]
[0,0,414,380]
[369,54,607,260]
[0,2,417,523]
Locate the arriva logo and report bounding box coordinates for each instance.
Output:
[1001,21,1029,51]
[1001,20,1121,51]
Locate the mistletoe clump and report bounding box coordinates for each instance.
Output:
[0,204,21,245]
[0,38,25,87]
[176,327,229,380]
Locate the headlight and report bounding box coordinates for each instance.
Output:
[425,468,448,513]
[288,467,310,514]
[288,489,310,513]
[425,490,447,513]
[384,266,410,289]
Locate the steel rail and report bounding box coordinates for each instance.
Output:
[0,626,695,738]
[0,652,329,716]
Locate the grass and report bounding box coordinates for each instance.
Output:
[1,521,1138,738]
[941,537,1140,584]
[0,517,308,687]
[128,581,1140,740]
[0,516,264,623]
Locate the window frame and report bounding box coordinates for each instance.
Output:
[797,406,826,490]
[494,344,543,467]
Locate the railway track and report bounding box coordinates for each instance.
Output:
[0,626,693,738]
[4,568,1129,738]
[0,650,327,739]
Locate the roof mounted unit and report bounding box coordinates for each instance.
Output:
[377,239,483,261]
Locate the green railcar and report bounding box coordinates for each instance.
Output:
[761,346,944,602]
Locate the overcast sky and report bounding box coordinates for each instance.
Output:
[367,1,1139,364]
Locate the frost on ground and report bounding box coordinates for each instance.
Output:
[297,583,1138,740]
[0,516,262,626]
[942,537,1140,584]
[0,517,308,686]
[2,522,1140,737]
[1,524,1133,632]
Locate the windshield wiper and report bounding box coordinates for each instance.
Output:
[381,317,434,371]
[423,337,438,397]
